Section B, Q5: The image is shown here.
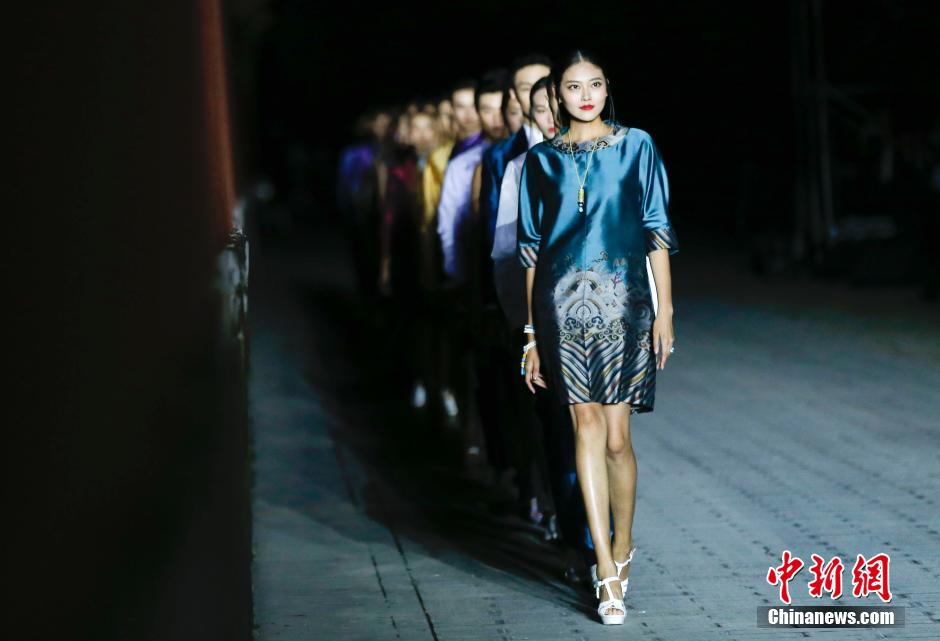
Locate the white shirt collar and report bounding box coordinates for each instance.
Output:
[522,121,544,149]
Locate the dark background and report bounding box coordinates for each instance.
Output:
[6,1,938,639]
[248,0,938,278]
[254,0,796,239]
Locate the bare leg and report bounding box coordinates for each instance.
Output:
[603,402,637,583]
[569,403,623,615]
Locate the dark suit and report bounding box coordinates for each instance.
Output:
[478,128,530,307]
[469,128,534,505]
[480,129,529,253]
[479,127,594,561]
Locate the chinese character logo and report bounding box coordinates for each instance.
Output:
[767,549,804,605]
[851,553,892,602]
[808,554,844,599]
[767,550,893,604]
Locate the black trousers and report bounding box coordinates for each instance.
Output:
[509,325,594,554]
[471,305,512,474]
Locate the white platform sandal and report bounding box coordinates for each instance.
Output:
[595,576,626,625]
[591,546,636,594]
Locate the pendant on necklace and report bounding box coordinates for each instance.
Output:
[578,188,585,213]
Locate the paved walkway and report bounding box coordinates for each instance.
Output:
[250,224,940,640]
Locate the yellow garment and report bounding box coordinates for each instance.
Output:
[417,141,454,289]
[421,141,454,232]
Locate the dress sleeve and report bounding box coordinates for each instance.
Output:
[639,136,680,256]
[516,152,543,268]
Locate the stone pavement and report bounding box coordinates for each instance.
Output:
[250,224,940,641]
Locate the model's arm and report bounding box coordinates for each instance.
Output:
[640,135,680,370]
[523,266,547,392]
[525,266,536,328]
[517,154,548,392]
[647,249,674,370]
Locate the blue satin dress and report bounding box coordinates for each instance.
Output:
[517,122,679,412]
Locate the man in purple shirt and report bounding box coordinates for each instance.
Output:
[434,72,511,481]
[437,72,507,284]
[448,78,484,159]
[336,110,391,296]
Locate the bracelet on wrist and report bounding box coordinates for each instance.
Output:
[523,323,536,335]
[519,340,537,375]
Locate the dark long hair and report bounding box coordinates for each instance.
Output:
[528,75,555,120]
[554,49,615,128]
[501,83,515,124]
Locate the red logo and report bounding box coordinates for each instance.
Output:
[851,553,892,602]
[808,554,844,599]
[767,551,893,604]
[766,549,804,604]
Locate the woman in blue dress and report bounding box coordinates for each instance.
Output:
[517,50,679,625]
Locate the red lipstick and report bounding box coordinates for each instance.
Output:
[579,105,595,111]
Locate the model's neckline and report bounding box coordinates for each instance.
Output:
[550,120,630,154]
